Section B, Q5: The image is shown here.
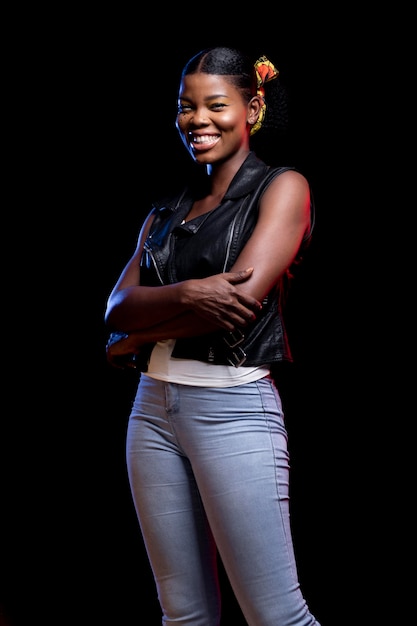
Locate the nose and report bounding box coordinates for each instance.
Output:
[189,106,209,126]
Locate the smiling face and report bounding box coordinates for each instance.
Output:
[175,73,261,166]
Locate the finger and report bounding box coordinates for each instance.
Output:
[225,267,254,284]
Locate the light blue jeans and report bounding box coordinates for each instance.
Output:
[126,374,321,626]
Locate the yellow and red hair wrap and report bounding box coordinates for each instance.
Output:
[250,55,279,135]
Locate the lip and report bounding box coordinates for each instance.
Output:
[188,132,220,151]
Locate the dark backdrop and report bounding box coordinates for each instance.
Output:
[1,13,377,626]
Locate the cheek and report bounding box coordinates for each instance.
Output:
[176,116,187,134]
[219,111,248,131]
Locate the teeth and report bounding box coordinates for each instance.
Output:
[190,135,218,144]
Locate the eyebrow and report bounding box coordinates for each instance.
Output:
[179,93,230,101]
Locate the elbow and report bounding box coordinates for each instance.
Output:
[104,295,121,330]
[104,305,116,330]
[104,293,137,332]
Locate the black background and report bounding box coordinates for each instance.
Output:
[1,11,385,626]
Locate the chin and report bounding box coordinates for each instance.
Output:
[191,151,217,165]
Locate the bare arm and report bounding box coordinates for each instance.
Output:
[105,211,262,334]
[106,169,310,338]
[226,169,311,300]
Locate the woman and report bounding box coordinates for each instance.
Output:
[105,46,321,625]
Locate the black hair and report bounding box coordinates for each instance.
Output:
[181,46,289,139]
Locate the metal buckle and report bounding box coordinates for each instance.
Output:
[226,346,247,368]
[223,329,245,349]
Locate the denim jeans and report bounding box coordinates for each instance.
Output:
[126,374,321,626]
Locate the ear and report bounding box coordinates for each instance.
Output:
[247,95,263,125]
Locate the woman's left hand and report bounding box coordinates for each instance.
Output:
[106,332,140,369]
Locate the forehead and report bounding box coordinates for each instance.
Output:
[178,73,240,100]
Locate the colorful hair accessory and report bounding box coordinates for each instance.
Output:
[250,55,279,135]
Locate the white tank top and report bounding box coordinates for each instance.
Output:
[144,339,270,387]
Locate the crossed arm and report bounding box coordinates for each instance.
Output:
[104,170,310,366]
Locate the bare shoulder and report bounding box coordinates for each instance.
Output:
[261,168,311,215]
[267,168,310,195]
[132,210,157,257]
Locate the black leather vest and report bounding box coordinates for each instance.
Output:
[139,152,314,368]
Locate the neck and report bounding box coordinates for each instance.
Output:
[206,150,250,193]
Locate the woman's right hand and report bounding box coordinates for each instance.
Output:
[182,268,262,331]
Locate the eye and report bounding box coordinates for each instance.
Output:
[210,102,227,111]
[177,103,193,114]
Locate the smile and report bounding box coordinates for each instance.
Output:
[188,133,220,150]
